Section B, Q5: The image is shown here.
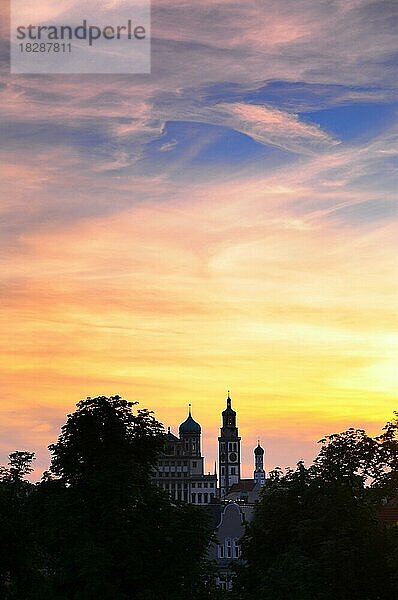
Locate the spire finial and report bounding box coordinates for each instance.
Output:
[226,391,231,408]
[188,403,192,416]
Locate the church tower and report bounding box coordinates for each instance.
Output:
[253,442,266,486]
[218,392,241,497]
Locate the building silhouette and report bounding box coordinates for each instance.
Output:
[152,392,266,590]
[151,404,217,504]
[152,392,265,502]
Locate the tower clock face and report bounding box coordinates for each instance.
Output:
[229,452,237,462]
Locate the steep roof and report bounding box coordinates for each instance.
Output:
[229,479,257,493]
[164,431,180,442]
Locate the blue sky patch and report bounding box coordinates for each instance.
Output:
[142,120,296,179]
[301,102,397,143]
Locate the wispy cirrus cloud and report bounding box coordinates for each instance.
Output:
[0,0,397,476]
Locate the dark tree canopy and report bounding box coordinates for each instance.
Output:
[234,414,398,600]
[8,451,36,482]
[0,395,217,600]
[0,451,37,598]
[48,395,164,485]
[1,400,397,600]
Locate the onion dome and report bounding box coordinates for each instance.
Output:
[254,442,264,456]
[254,442,264,455]
[179,404,201,434]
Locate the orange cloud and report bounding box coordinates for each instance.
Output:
[1,0,397,480]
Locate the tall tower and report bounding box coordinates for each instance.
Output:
[254,442,266,486]
[218,392,241,497]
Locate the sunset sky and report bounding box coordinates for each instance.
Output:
[1,0,397,479]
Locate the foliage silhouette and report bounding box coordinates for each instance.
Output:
[1,401,398,599]
[0,396,217,599]
[234,415,398,600]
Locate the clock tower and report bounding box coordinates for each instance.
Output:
[218,392,241,497]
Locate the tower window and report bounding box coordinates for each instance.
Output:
[218,544,224,559]
[226,538,232,558]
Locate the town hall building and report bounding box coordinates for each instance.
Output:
[152,392,266,503]
[151,405,217,504]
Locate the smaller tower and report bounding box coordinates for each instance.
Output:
[179,404,201,457]
[254,442,265,486]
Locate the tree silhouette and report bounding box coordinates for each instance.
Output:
[40,395,214,599]
[0,395,217,599]
[2,401,397,599]
[235,415,398,600]
[0,451,37,598]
